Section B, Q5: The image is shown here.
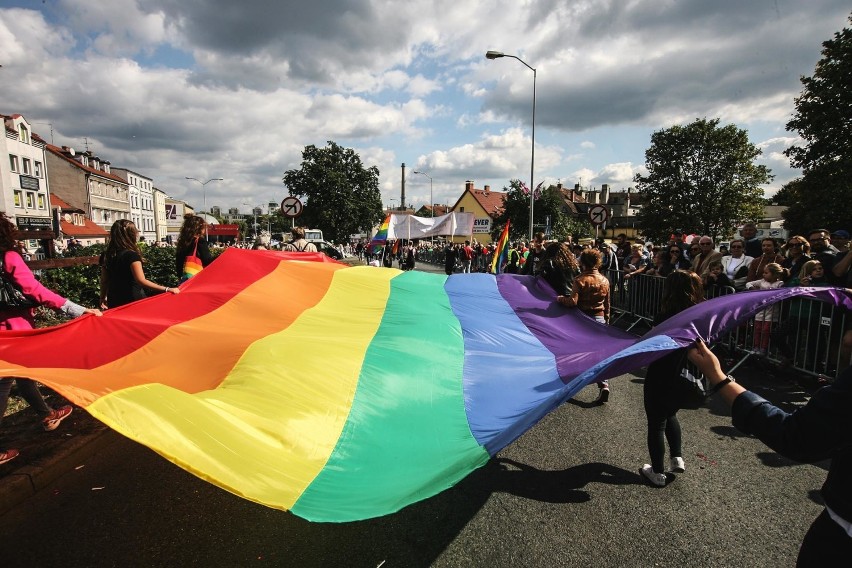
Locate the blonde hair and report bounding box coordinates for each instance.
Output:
[763,262,783,279]
[798,260,822,281]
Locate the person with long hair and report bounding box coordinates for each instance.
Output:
[640,270,704,487]
[99,219,179,309]
[781,235,811,283]
[539,241,579,298]
[0,213,102,465]
[175,214,214,281]
[558,248,612,404]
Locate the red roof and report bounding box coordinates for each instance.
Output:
[50,194,82,212]
[51,194,108,237]
[451,185,507,219]
[58,218,108,238]
[45,144,128,184]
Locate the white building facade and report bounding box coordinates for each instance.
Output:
[1,114,54,257]
[112,167,156,243]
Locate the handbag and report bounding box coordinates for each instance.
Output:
[0,257,38,310]
[181,238,203,282]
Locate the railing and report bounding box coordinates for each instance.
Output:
[603,270,849,381]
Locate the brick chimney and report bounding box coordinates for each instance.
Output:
[465,180,474,192]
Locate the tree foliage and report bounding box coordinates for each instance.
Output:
[781,13,852,235]
[492,179,592,243]
[282,141,383,243]
[634,118,771,243]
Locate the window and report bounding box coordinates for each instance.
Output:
[13,191,22,208]
[9,155,18,172]
[18,125,29,143]
[34,161,42,177]
[37,194,46,209]
[22,158,31,175]
[26,192,35,208]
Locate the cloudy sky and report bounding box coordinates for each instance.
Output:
[2,1,850,215]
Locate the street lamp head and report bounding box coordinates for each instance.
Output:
[485,50,504,60]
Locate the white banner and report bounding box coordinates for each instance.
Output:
[386,212,475,240]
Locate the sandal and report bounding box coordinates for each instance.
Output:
[0,449,20,465]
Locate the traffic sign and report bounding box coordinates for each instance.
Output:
[280,196,303,218]
[588,204,610,226]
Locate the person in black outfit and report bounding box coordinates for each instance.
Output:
[405,243,416,271]
[640,270,705,487]
[521,232,547,276]
[176,214,215,281]
[689,340,852,566]
[443,243,457,275]
[100,219,179,309]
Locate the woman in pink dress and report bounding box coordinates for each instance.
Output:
[0,213,102,465]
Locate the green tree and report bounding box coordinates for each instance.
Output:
[282,141,383,243]
[634,118,771,243]
[782,13,852,235]
[493,179,591,242]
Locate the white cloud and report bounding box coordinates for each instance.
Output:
[1,0,848,215]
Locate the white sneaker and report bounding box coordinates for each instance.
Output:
[640,464,666,487]
[670,456,685,473]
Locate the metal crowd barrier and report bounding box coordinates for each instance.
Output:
[603,269,849,381]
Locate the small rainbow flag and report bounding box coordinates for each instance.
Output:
[490,220,511,274]
[370,215,390,254]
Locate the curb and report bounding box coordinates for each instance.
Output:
[0,427,117,516]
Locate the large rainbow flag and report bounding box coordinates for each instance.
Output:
[0,249,850,522]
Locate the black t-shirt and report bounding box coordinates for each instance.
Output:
[101,249,145,308]
[444,246,457,267]
[521,248,547,275]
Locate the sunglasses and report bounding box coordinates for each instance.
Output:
[787,242,803,247]
[669,249,680,254]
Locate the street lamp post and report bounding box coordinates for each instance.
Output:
[412,170,433,217]
[185,177,223,214]
[242,202,260,238]
[485,50,536,241]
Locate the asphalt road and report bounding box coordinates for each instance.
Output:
[0,367,824,567]
[0,263,827,567]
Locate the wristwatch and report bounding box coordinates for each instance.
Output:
[707,375,735,397]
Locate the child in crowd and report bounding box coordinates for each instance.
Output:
[640,270,704,487]
[745,263,784,355]
[704,260,733,291]
[790,260,829,287]
[773,260,833,367]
